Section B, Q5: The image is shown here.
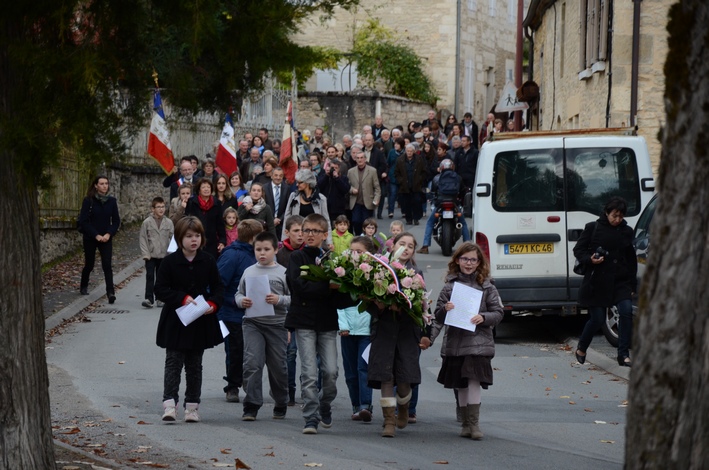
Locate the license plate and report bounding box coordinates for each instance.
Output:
[442,210,454,219]
[504,243,554,254]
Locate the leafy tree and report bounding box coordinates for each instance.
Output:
[351,19,438,104]
[0,0,357,466]
[625,1,709,467]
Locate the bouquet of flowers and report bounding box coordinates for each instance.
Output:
[300,247,432,327]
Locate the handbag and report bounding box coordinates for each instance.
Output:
[573,222,598,276]
[76,199,93,234]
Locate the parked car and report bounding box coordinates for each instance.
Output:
[602,193,657,346]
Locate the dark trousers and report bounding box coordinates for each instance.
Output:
[223,321,244,393]
[351,203,374,235]
[287,333,298,401]
[399,192,423,223]
[377,180,388,218]
[578,300,633,358]
[144,258,163,302]
[163,348,205,405]
[81,237,114,294]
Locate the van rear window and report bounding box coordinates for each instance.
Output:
[566,147,641,216]
[492,150,563,211]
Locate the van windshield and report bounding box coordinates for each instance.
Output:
[566,147,641,216]
[492,150,563,211]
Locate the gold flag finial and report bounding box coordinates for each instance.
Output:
[152,69,159,88]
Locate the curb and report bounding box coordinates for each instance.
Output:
[53,438,127,469]
[565,338,630,381]
[45,258,145,331]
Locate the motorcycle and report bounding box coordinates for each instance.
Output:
[432,196,464,256]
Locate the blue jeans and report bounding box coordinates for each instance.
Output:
[578,299,633,358]
[351,204,374,235]
[340,335,372,412]
[295,329,338,422]
[422,211,471,247]
[287,334,297,401]
[388,183,399,215]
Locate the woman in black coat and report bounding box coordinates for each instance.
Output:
[573,197,637,367]
[185,178,226,260]
[78,175,121,302]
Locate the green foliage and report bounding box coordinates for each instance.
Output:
[0,0,360,183]
[351,19,438,105]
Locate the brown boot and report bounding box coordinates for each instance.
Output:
[417,246,429,254]
[459,406,472,438]
[468,404,483,440]
[396,391,412,429]
[380,398,396,437]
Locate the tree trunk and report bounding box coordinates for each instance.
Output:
[626,2,709,468]
[0,19,56,470]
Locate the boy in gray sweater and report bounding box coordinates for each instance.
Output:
[235,231,291,420]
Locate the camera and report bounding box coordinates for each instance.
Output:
[329,166,336,176]
[594,246,609,258]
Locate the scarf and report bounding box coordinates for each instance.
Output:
[300,187,321,204]
[242,195,266,215]
[95,194,110,204]
[198,195,214,212]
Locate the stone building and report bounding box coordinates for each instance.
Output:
[292,0,523,125]
[523,0,672,171]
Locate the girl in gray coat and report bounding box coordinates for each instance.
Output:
[433,242,504,440]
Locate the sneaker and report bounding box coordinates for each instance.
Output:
[273,405,287,419]
[226,389,240,403]
[359,408,372,423]
[156,300,164,307]
[302,419,319,434]
[162,399,177,422]
[388,213,394,219]
[107,293,116,304]
[320,411,332,428]
[141,299,153,308]
[287,400,296,407]
[184,404,200,423]
[417,246,429,254]
[351,411,361,421]
[242,404,258,421]
[408,413,417,424]
[80,288,89,295]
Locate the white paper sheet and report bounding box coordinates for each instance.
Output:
[444,282,483,332]
[362,343,371,364]
[245,275,275,317]
[167,235,177,253]
[219,320,230,338]
[175,295,211,327]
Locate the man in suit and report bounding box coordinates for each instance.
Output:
[462,112,480,149]
[240,147,262,184]
[347,146,381,235]
[169,159,197,200]
[362,133,388,219]
[264,167,291,239]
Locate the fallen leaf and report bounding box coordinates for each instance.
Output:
[569,401,576,405]
[433,461,449,464]
[545,387,552,391]
[212,464,232,468]
[101,418,113,422]
[304,464,323,468]
[594,420,607,424]
[553,374,557,379]
[144,464,169,469]
[609,421,620,425]
[581,381,591,384]
[220,448,231,454]
[584,408,594,412]
[600,440,615,444]
[118,361,126,364]
[62,427,81,434]
[235,459,251,469]
[264,452,275,457]
[136,421,152,425]
[560,396,570,399]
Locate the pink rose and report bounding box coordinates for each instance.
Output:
[412,274,425,289]
[334,267,346,277]
[387,283,398,294]
[391,261,404,270]
[359,263,373,273]
[401,276,413,288]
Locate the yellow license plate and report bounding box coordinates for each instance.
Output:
[504,243,554,254]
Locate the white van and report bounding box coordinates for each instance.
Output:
[472,128,655,315]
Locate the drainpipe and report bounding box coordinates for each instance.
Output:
[630,0,642,126]
[524,26,534,130]
[454,0,461,116]
[514,0,524,131]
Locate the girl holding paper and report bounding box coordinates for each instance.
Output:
[155,216,225,424]
[432,242,503,440]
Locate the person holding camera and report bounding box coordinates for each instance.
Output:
[317,152,350,225]
[573,197,637,367]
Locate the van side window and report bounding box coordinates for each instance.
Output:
[566,147,641,216]
[492,150,563,211]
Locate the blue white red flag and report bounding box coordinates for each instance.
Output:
[147,89,174,174]
[215,112,237,176]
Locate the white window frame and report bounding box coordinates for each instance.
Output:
[579,0,610,80]
[489,0,496,17]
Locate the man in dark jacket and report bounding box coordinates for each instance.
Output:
[454,135,479,190]
[264,167,292,239]
[317,158,350,224]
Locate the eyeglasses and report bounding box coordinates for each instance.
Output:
[303,229,325,235]
[459,256,479,264]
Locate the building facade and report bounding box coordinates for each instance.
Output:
[524,0,671,171]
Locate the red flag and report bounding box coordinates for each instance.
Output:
[147,89,174,174]
[279,101,298,184]
[215,113,237,176]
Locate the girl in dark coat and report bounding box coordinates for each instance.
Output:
[78,175,121,302]
[155,216,225,423]
[573,197,637,367]
[185,178,226,260]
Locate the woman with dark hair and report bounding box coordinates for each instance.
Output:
[215,174,237,212]
[237,182,276,237]
[252,136,265,155]
[202,159,217,183]
[185,178,226,259]
[254,155,278,186]
[78,175,121,302]
[407,121,418,135]
[229,171,248,203]
[283,169,332,246]
[444,114,458,136]
[573,197,637,367]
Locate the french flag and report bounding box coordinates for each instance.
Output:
[279,101,298,184]
[215,112,237,176]
[147,89,174,174]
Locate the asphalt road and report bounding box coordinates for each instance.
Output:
[46,218,629,469]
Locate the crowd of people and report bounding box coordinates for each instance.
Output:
[74,110,632,441]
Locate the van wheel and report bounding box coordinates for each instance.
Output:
[601,306,619,347]
[441,221,454,256]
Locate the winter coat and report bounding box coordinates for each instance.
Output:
[282,191,333,246]
[332,230,353,255]
[236,199,276,237]
[216,241,256,323]
[454,147,479,189]
[78,195,120,240]
[394,154,428,194]
[317,170,350,219]
[185,196,226,260]
[154,249,224,350]
[574,216,637,307]
[433,272,504,358]
[139,215,174,260]
[338,304,371,336]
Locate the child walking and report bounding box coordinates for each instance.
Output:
[139,197,174,308]
[432,242,503,439]
[223,207,239,246]
[331,214,353,255]
[235,232,291,420]
[154,216,224,423]
[338,236,375,422]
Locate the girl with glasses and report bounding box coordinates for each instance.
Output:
[429,242,503,440]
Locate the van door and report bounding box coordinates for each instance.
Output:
[563,137,647,300]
